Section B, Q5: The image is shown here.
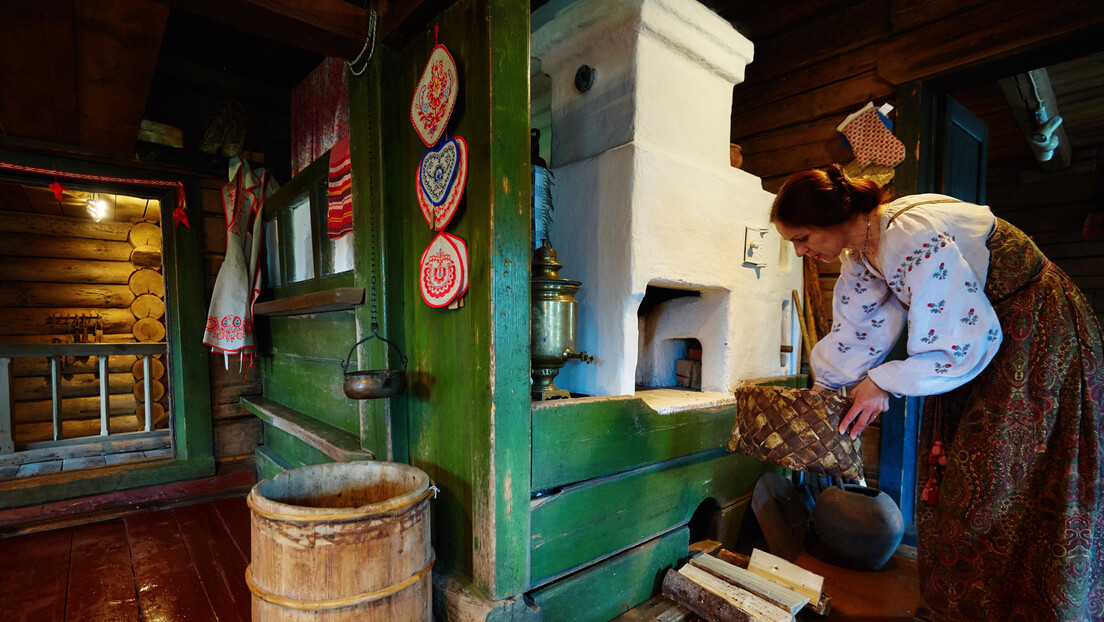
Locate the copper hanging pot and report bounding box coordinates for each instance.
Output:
[340,330,408,399]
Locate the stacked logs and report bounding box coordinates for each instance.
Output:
[0,191,168,444]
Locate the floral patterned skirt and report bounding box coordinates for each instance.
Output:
[916,219,1104,621]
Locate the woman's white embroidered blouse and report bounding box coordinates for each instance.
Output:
[811,194,1003,397]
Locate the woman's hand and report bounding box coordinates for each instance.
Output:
[838,377,890,439]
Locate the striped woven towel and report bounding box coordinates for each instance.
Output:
[327,135,353,240]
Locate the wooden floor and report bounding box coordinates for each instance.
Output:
[0,495,919,621]
[0,497,253,622]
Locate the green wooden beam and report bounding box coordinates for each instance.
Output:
[241,396,372,462]
[532,398,736,492]
[387,0,531,600]
[484,0,534,599]
[261,353,359,435]
[262,424,332,468]
[255,445,293,480]
[529,527,689,621]
[529,450,764,586]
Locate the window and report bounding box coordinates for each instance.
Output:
[263,153,354,294]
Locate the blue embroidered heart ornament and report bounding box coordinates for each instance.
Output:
[415,136,467,231]
[420,139,458,206]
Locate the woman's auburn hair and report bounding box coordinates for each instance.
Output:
[770,164,888,228]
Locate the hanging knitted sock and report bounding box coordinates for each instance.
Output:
[838,102,906,167]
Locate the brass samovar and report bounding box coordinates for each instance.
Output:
[531,243,592,400]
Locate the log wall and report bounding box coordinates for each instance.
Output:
[0,195,168,444]
[725,0,1104,483]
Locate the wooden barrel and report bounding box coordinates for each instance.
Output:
[246,461,435,621]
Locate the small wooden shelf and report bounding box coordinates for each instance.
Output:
[240,396,373,463]
[252,287,364,317]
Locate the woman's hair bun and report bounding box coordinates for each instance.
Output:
[825,163,849,188]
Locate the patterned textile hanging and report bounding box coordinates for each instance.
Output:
[203,156,278,368]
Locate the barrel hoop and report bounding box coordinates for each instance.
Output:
[246,551,435,611]
[248,484,434,523]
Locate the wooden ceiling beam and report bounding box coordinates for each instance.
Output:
[152,0,369,59]
[74,0,170,153]
[0,0,79,144]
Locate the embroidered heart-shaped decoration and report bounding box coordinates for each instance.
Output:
[419,232,464,308]
[415,136,467,231]
[419,139,459,206]
[410,44,459,148]
[440,232,469,299]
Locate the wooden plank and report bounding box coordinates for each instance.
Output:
[5,429,168,463]
[64,455,108,470]
[530,526,690,620]
[14,460,63,477]
[532,397,737,491]
[264,353,359,435]
[66,521,141,622]
[155,0,366,59]
[678,564,793,622]
[125,509,218,621]
[266,310,358,361]
[0,527,71,621]
[254,444,293,480]
[530,450,765,585]
[213,417,263,459]
[213,496,252,561]
[612,594,695,622]
[688,554,808,614]
[460,0,534,594]
[240,395,371,462]
[889,0,988,32]
[0,0,78,144]
[738,0,887,87]
[173,503,251,622]
[748,549,824,603]
[74,0,169,153]
[252,286,364,316]
[877,0,1104,85]
[104,451,152,465]
[261,424,330,468]
[730,72,894,143]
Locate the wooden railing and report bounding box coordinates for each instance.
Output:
[0,342,168,455]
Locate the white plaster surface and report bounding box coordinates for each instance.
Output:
[532,0,803,398]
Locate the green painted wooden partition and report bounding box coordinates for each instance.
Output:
[377,0,532,600]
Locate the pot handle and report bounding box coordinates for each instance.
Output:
[341,328,409,375]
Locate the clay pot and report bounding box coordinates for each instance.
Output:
[811,484,904,570]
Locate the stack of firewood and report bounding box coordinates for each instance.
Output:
[661,548,831,622]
